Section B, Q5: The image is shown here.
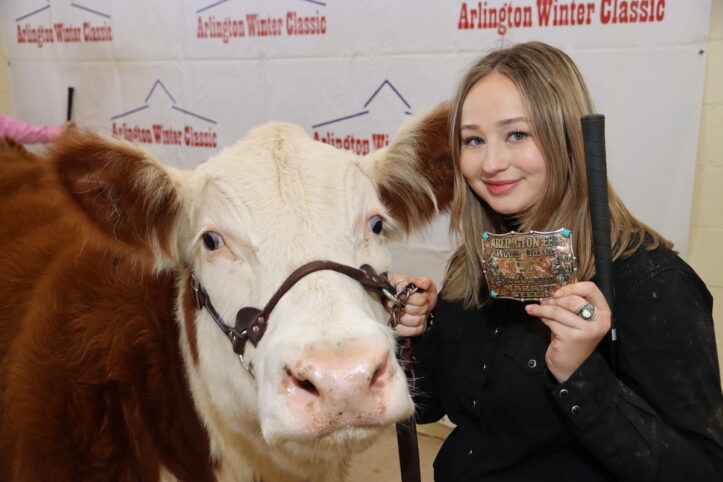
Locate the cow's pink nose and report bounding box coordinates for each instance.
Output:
[285,354,388,396]
[282,344,393,433]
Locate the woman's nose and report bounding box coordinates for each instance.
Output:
[481,144,508,175]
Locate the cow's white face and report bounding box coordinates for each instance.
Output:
[178,122,412,462]
[52,104,450,480]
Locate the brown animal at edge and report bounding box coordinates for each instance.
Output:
[0,138,215,481]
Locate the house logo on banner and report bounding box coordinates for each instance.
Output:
[110,80,218,149]
[15,0,113,47]
[312,80,412,156]
[196,0,327,43]
[456,0,666,35]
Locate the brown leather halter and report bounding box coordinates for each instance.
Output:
[190,261,399,362]
[190,260,421,482]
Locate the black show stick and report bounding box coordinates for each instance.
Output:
[66,87,75,122]
[581,114,616,372]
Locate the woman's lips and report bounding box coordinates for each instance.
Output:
[484,179,520,195]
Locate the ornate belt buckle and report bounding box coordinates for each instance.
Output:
[481,228,577,301]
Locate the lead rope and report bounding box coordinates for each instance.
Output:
[388,282,422,482]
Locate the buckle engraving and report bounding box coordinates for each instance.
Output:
[481,228,577,301]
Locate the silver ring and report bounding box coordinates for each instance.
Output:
[575,302,596,321]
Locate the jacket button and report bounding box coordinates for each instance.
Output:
[571,405,581,415]
[493,327,500,335]
[527,359,537,368]
[559,389,569,399]
[472,399,477,408]
[481,361,487,370]
[467,448,474,456]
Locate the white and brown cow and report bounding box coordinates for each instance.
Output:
[0,105,451,481]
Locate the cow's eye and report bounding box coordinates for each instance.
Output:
[368,215,383,235]
[202,231,224,251]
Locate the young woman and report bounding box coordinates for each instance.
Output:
[394,41,723,481]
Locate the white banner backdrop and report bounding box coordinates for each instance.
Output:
[1,0,712,284]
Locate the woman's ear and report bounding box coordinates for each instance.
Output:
[360,103,454,234]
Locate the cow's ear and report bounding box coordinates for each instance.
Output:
[49,130,182,260]
[361,103,454,234]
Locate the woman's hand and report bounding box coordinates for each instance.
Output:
[386,274,438,337]
[525,281,611,382]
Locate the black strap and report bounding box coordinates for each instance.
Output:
[396,416,421,482]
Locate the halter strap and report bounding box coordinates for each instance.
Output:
[190,261,397,357]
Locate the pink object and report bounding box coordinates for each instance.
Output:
[0,113,61,144]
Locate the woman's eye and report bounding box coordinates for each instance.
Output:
[462,136,484,146]
[509,131,528,142]
[202,231,225,251]
[368,215,383,235]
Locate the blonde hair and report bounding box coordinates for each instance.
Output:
[443,41,671,307]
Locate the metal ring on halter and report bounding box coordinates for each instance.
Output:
[382,288,404,307]
[394,279,408,291]
[575,301,596,321]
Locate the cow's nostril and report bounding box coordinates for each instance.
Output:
[296,378,318,395]
[369,356,389,388]
[286,367,319,396]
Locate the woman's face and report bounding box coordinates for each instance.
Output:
[459,72,546,216]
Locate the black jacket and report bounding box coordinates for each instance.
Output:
[413,245,723,481]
